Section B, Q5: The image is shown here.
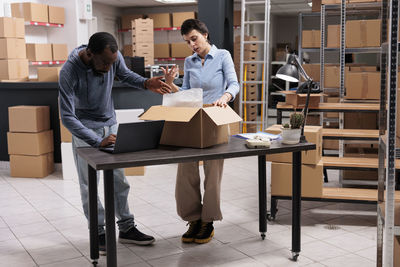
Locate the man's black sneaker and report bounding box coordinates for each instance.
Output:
[194,222,214,244]
[99,233,106,256]
[118,227,155,245]
[181,220,202,243]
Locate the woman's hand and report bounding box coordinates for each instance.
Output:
[213,93,232,107]
[161,65,179,85]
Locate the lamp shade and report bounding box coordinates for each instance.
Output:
[276,63,299,82]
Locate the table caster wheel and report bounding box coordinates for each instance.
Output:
[291,252,299,261]
[92,260,98,266]
[261,233,266,240]
[267,214,275,221]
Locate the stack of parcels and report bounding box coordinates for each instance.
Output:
[266,125,323,198]
[124,18,154,66]
[233,35,259,132]
[8,106,54,178]
[0,17,28,81]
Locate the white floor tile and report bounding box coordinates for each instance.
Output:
[18,231,70,251]
[0,251,36,267]
[253,248,314,266]
[322,253,375,267]
[323,232,376,253]
[40,256,90,267]
[126,239,183,261]
[28,243,82,265]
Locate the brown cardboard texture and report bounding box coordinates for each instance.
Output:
[9,105,50,133]
[147,13,171,28]
[344,112,377,129]
[10,153,54,178]
[302,64,320,82]
[60,119,72,142]
[52,44,68,61]
[233,11,241,26]
[48,6,65,24]
[37,67,61,82]
[125,166,145,176]
[302,30,320,48]
[312,0,321,12]
[271,161,323,198]
[7,130,54,156]
[345,72,380,99]
[266,125,322,164]
[172,12,196,27]
[327,24,340,48]
[0,38,26,59]
[0,17,25,38]
[154,43,170,58]
[26,43,52,61]
[346,19,381,47]
[140,105,242,148]
[121,14,143,30]
[282,91,323,108]
[171,43,193,58]
[11,2,48,23]
[0,59,28,80]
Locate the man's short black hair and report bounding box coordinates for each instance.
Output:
[180,19,211,43]
[87,32,118,54]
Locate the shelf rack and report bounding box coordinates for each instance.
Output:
[25,21,64,27]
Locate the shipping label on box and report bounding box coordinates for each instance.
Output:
[11,2,49,23]
[9,105,50,133]
[52,44,68,61]
[10,153,54,178]
[172,12,196,27]
[48,6,65,24]
[140,105,242,148]
[0,38,26,59]
[171,43,193,58]
[37,67,61,82]
[346,19,381,48]
[147,13,171,28]
[302,30,320,48]
[7,130,54,156]
[26,43,52,62]
[0,59,28,80]
[345,72,380,99]
[154,43,170,58]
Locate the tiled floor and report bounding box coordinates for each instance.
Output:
[0,157,377,266]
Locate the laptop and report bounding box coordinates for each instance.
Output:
[99,120,164,154]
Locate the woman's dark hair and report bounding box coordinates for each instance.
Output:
[87,32,118,54]
[181,19,211,43]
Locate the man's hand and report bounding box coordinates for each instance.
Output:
[100,134,116,147]
[213,93,232,107]
[145,76,172,95]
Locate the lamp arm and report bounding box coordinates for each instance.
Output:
[292,55,312,82]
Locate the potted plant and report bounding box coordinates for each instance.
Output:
[281,112,304,144]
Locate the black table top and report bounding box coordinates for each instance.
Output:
[76,136,316,170]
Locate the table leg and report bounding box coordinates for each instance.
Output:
[292,151,302,261]
[88,165,99,265]
[258,155,267,240]
[104,170,117,267]
[277,110,282,124]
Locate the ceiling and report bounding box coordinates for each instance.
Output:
[92,0,312,15]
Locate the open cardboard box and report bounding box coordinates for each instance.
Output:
[140,105,242,148]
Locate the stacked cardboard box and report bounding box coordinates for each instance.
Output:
[147,13,171,28]
[8,106,54,178]
[11,2,48,23]
[0,17,28,81]
[48,5,65,25]
[170,43,192,58]
[26,43,52,62]
[52,44,68,61]
[154,44,170,58]
[37,67,61,82]
[302,30,321,48]
[172,12,196,28]
[266,125,324,198]
[126,18,154,66]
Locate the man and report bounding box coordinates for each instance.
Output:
[58,32,171,254]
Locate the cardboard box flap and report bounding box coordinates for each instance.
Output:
[140,105,200,122]
[203,106,242,126]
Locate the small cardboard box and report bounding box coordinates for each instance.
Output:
[302,64,320,82]
[271,160,323,198]
[48,6,65,24]
[302,30,320,48]
[60,119,72,143]
[125,43,154,57]
[52,44,68,61]
[154,43,170,58]
[266,125,322,165]
[327,24,340,48]
[0,38,26,59]
[37,67,61,82]
[26,43,52,62]
[171,43,193,58]
[7,130,54,156]
[140,105,242,148]
[125,167,145,176]
[9,105,50,133]
[346,19,381,47]
[283,91,323,108]
[0,59,28,80]
[0,17,25,38]
[10,153,54,178]
[121,14,143,30]
[147,13,171,28]
[345,72,380,99]
[11,2,49,23]
[172,12,196,27]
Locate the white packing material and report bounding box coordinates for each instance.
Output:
[61,142,78,180]
[162,88,203,107]
[115,109,145,124]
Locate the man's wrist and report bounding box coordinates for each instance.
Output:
[143,78,149,89]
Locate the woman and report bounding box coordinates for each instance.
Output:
[163,19,239,244]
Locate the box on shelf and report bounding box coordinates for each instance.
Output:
[52,44,68,61]
[302,30,320,48]
[325,97,339,118]
[343,146,378,181]
[154,43,170,58]
[131,18,154,43]
[7,130,54,156]
[323,139,339,150]
[321,0,341,3]
[10,153,54,178]
[282,91,323,108]
[125,167,145,176]
[233,10,241,26]
[324,65,350,88]
[327,24,340,48]
[139,105,242,148]
[37,67,61,82]
[312,0,321,12]
[172,12,196,27]
[9,105,50,133]
[0,38,26,59]
[0,59,28,80]
[11,2,48,23]
[0,17,25,38]
[302,64,320,82]
[121,14,143,30]
[346,19,381,47]
[266,125,322,165]
[344,112,378,129]
[345,72,380,99]
[26,43,52,62]
[271,160,323,198]
[171,43,193,58]
[349,65,377,72]
[60,120,72,142]
[147,13,171,28]
[48,5,65,24]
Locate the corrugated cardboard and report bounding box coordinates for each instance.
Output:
[147,13,171,28]
[48,6,65,24]
[10,153,54,178]
[271,160,323,198]
[282,91,323,108]
[131,18,153,42]
[26,43,52,62]
[11,2,48,23]
[327,24,340,48]
[0,38,26,59]
[171,43,193,58]
[0,17,25,38]
[121,14,143,30]
[154,43,170,58]
[266,125,322,164]
[51,44,68,61]
[0,59,28,80]
[172,12,196,27]
[140,105,242,148]
[37,67,61,82]
[60,120,72,142]
[346,19,381,47]
[7,130,54,156]
[125,167,145,176]
[302,64,320,82]
[302,30,320,48]
[345,72,380,99]
[9,105,50,133]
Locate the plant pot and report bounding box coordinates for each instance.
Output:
[281,127,301,144]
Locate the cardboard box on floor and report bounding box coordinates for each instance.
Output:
[121,14,143,30]
[345,72,380,100]
[172,12,196,27]
[266,125,322,165]
[171,43,193,58]
[154,43,170,58]
[302,30,320,48]
[7,130,54,156]
[48,6,65,24]
[0,59,28,80]
[271,160,323,198]
[139,105,242,148]
[10,153,54,178]
[0,17,25,38]
[0,38,26,59]
[52,44,68,61]
[37,67,61,82]
[346,19,381,47]
[26,43,52,62]
[147,13,171,28]
[11,2,48,23]
[9,105,50,132]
